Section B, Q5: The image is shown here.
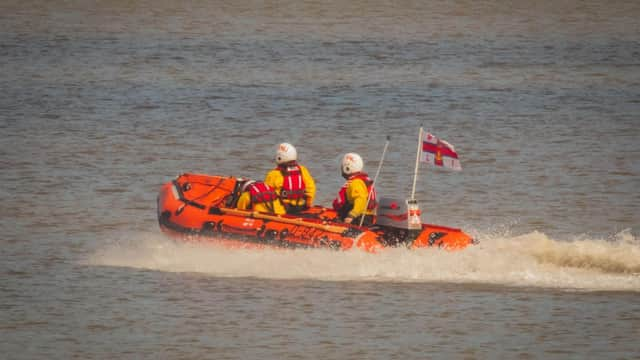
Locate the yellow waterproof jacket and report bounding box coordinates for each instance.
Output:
[344,178,375,218]
[236,191,286,215]
[264,164,316,208]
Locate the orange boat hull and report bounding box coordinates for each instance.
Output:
[157,173,475,252]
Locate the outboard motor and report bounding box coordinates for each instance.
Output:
[375,197,424,246]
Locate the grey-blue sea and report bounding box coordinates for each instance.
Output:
[1,1,639,358]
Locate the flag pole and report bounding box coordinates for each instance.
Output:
[360,136,390,226]
[410,127,423,201]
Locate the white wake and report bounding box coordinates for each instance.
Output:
[87,229,640,292]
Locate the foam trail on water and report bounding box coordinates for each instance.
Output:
[87,229,640,292]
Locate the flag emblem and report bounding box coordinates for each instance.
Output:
[421,132,462,171]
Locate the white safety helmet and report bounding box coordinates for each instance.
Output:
[341,153,363,175]
[275,143,297,164]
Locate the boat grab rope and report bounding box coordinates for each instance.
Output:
[175,176,231,209]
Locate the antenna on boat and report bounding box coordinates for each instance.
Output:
[410,126,423,201]
[360,136,390,226]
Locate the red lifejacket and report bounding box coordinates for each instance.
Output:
[247,182,278,205]
[332,173,377,214]
[277,162,306,201]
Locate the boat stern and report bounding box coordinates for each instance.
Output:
[412,225,475,250]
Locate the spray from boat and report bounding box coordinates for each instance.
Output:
[87,228,640,292]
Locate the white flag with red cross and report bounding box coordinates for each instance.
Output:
[420,132,462,171]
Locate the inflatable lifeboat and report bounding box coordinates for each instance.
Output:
[157,173,475,252]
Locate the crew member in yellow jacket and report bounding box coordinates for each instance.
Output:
[332,153,378,225]
[236,180,285,215]
[264,143,316,214]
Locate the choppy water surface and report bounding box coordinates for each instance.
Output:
[1,1,639,358]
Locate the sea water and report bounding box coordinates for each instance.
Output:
[1,0,639,358]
